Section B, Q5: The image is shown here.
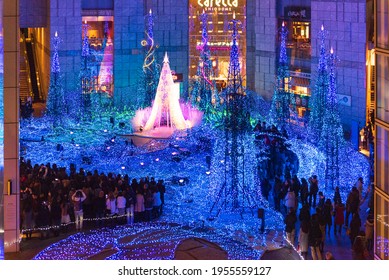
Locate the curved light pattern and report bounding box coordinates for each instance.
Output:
[143,9,156,73]
[33,223,262,260]
[288,139,370,201]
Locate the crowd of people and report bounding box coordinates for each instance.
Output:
[277,174,373,260]
[19,158,166,239]
[253,119,373,260]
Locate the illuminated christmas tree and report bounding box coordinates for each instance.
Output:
[143,53,188,130]
[269,21,295,130]
[46,31,65,127]
[190,11,221,123]
[141,9,160,108]
[209,13,263,219]
[309,24,329,142]
[80,21,92,121]
[319,48,344,190]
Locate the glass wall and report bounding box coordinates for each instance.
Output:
[189,0,247,90]
[277,3,312,119]
[376,53,389,122]
[376,194,389,260]
[376,126,389,196]
[0,0,4,260]
[82,17,114,97]
[376,0,389,49]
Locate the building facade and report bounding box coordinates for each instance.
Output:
[18,0,367,134]
[374,0,389,261]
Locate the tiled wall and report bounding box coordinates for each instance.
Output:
[49,0,82,94]
[20,0,47,28]
[252,0,277,101]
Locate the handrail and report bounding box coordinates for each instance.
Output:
[20,33,33,101]
[29,34,44,101]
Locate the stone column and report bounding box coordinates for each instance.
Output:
[3,0,20,253]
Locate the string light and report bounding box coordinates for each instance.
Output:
[308,24,329,142]
[190,10,222,124]
[269,21,295,130]
[46,31,65,127]
[140,8,160,108]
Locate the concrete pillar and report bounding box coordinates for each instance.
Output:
[3,0,20,253]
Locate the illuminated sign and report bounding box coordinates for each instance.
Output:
[197,0,239,8]
[284,7,311,19]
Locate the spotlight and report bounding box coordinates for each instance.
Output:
[140,162,144,166]
[103,129,108,133]
[121,166,125,170]
[107,146,111,150]
[155,158,160,162]
[206,171,211,175]
[179,179,184,184]
[70,131,74,135]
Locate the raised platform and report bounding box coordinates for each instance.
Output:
[121,127,177,147]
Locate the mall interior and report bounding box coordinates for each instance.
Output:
[0,0,388,260]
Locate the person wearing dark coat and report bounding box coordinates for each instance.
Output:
[284,208,297,245]
[50,195,62,237]
[260,177,270,201]
[308,214,323,260]
[299,203,311,224]
[322,199,333,235]
[93,190,107,227]
[345,187,360,228]
[308,175,319,208]
[333,186,342,205]
[300,178,309,206]
[349,212,362,247]
[36,201,51,239]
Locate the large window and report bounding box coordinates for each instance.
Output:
[376,126,389,195]
[376,194,389,260]
[377,0,389,49]
[82,17,114,97]
[376,53,389,122]
[189,0,246,89]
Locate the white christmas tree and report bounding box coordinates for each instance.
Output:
[143,53,188,130]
